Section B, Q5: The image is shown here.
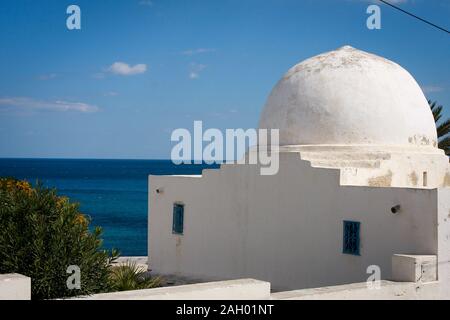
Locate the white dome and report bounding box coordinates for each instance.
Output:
[259,46,438,148]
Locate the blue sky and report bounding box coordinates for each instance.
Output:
[0,0,449,159]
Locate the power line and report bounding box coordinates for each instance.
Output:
[377,0,450,35]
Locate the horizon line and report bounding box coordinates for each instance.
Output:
[0,157,228,162]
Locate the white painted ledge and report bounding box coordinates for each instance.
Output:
[0,273,31,300]
[392,254,437,283]
[270,280,441,300]
[72,278,270,300]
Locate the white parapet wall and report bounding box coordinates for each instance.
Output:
[271,254,448,300]
[270,280,442,300]
[1,255,446,300]
[72,279,271,300]
[392,254,437,283]
[72,254,449,300]
[72,277,448,300]
[0,273,31,300]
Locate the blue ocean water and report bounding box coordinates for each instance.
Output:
[0,159,218,256]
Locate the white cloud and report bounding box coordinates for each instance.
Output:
[421,85,444,94]
[0,97,99,113]
[104,91,119,97]
[108,62,147,76]
[138,0,153,6]
[189,72,199,79]
[37,73,57,81]
[181,48,216,56]
[188,63,206,80]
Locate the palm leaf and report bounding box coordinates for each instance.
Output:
[429,100,450,156]
[109,260,162,291]
[437,119,450,138]
[429,100,443,123]
[438,135,450,155]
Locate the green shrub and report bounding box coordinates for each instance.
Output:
[109,260,161,291]
[0,178,119,299]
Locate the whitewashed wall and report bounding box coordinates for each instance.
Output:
[437,188,450,297]
[0,274,31,300]
[72,279,270,300]
[149,152,441,291]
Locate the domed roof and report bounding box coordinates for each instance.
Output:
[259,46,437,148]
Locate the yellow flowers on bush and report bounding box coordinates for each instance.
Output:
[0,178,33,196]
[74,213,88,226]
[0,177,159,299]
[0,177,118,299]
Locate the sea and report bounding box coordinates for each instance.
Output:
[0,158,219,256]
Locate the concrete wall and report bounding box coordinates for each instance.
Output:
[149,152,440,291]
[72,279,270,300]
[0,273,31,300]
[62,253,450,300]
[69,254,448,300]
[73,279,449,300]
[71,254,448,300]
[438,188,450,297]
[270,280,444,300]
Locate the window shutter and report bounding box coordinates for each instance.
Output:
[343,220,360,255]
[172,204,184,234]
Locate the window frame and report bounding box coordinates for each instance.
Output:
[342,220,360,256]
[172,203,184,235]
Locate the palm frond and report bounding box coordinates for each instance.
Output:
[429,100,443,123]
[437,119,450,138]
[109,260,162,291]
[438,135,450,155]
[429,100,450,153]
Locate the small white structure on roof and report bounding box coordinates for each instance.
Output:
[148,46,450,295]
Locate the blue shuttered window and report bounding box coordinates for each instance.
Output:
[343,221,360,255]
[172,203,184,234]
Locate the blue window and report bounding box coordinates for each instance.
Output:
[343,221,360,255]
[172,203,184,234]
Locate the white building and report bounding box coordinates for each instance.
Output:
[148,46,450,294]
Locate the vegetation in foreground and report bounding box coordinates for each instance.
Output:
[0,178,160,299]
[109,260,161,291]
[429,100,450,155]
